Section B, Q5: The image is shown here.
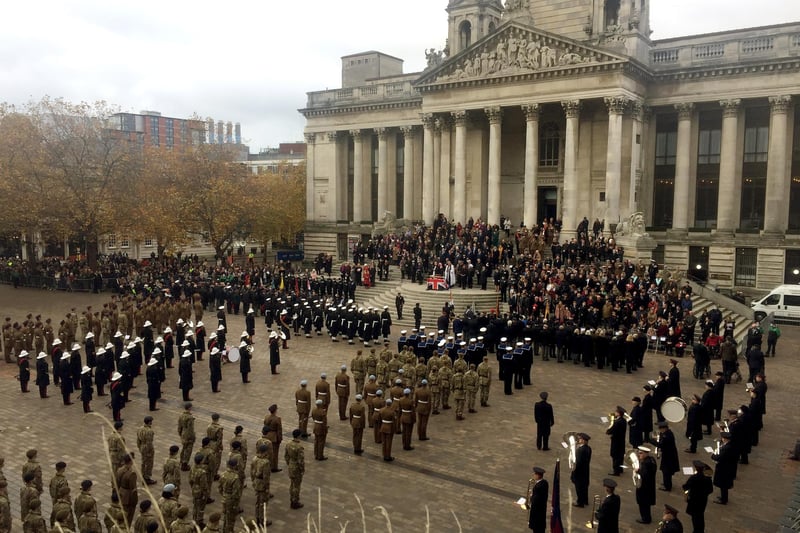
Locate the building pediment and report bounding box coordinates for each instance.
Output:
[415,21,635,89]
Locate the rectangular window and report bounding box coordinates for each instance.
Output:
[697,128,721,164]
[539,122,560,167]
[744,126,769,162]
[655,131,677,165]
[652,245,665,267]
[785,250,800,284]
[689,246,709,280]
[143,238,154,248]
[789,110,800,230]
[107,234,116,249]
[150,118,160,147]
[120,236,130,249]
[740,108,769,229]
[165,118,174,148]
[734,247,757,287]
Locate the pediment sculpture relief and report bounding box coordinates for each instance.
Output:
[437,31,602,82]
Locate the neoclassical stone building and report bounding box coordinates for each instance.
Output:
[301,0,800,290]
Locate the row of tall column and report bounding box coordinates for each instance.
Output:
[668,94,793,235]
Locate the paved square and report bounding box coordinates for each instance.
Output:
[0,284,796,532]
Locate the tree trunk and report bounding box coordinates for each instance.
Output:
[86,237,99,268]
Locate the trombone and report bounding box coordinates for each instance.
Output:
[520,476,534,510]
[585,494,600,529]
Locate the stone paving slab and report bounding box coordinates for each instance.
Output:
[0,284,797,532]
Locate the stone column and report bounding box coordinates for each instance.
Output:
[351,129,364,224]
[305,133,316,221]
[522,104,540,228]
[432,120,441,215]
[452,110,468,224]
[671,103,694,233]
[438,116,452,219]
[486,106,503,226]
[376,128,389,216]
[629,101,645,215]
[604,96,626,230]
[716,99,742,235]
[401,126,415,221]
[422,114,436,224]
[561,100,581,239]
[764,95,793,234]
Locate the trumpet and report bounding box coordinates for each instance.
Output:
[586,494,600,529]
[563,432,579,470]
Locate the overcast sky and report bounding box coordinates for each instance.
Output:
[2,1,799,153]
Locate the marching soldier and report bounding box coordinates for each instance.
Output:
[264,404,283,473]
[189,453,210,528]
[335,365,351,421]
[351,350,366,395]
[178,402,196,471]
[251,444,272,527]
[207,413,224,481]
[136,416,157,485]
[349,394,366,454]
[311,399,328,460]
[295,381,311,438]
[379,399,396,461]
[162,446,182,498]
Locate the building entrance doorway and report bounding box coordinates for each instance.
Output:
[538,187,558,222]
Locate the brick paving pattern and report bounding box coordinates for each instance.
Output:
[0,284,796,532]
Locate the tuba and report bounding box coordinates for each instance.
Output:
[563,432,579,470]
[625,449,642,488]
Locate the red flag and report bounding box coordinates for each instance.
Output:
[550,459,565,533]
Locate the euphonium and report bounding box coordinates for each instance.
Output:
[625,449,642,488]
[563,432,579,470]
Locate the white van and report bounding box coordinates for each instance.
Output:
[751,284,800,321]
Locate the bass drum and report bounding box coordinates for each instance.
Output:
[662,396,688,423]
[227,347,241,363]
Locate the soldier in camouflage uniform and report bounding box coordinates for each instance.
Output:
[22,449,43,494]
[50,486,75,531]
[207,414,224,482]
[189,453,210,527]
[477,355,492,407]
[73,480,96,523]
[376,353,389,391]
[178,402,196,471]
[228,441,245,485]
[452,366,466,420]
[250,444,272,527]
[0,480,10,533]
[107,422,127,475]
[20,473,38,523]
[427,357,441,414]
[170,505,195,533]
[22,497,46,533]
[218,459,242,533]
[48,462,69,508]
[136,416,156,485]
[464,363,479,413]
[365,348,379,382]
[102,492,125,531]
[285,429,305,509]
[162,445,182,498]
[439,358,453,410]
[157,484,180,527]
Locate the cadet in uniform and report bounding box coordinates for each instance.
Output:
[162,446,182,498]
[178,402,196,471]
[379,399,396,461]
[136,416,157,485]
[452,367,466,420]
[414,380,432,441]
[23,449,43,494]
[285,429,305,509]
[335,365,351,420]
[399,388,416,450]
[115,454,138,525]
[528,466,548,533]
[250,444,272,527]
[189,453,210,528]
[311,399,328,460]
[595,478,620,533]
[349,394,366,454]
[477,356,491,407]
[464,364,478,413]
[219,459,242,533]
[207,413,224,481]
[295,381,311,438]
[264,404,283,472]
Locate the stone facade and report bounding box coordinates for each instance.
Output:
[301,0,800,290]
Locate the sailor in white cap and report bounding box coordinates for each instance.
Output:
[35,351,50,398]
[380,305,392,344]
[178,349,194,402]
[209,347,222,393]
[146,354,162,411]
[194,320,206,362]
[17,350,31,393]
[58,349,75,405]
[110,371,125,422]
[80,365,94,413]
[217,305,227,335]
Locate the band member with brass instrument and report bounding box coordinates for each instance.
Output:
[629,396,644,448]
[682,459,713,533]
[660,504,684,533]
[606,406,627,476]
[651,421,679,492]
[685,394,704,453]
[527,466,548,533]
[711,431,736,505]
[534,391,554,451]
[635,446,657,524]
[595,478,620,533]
[571,433,591,507]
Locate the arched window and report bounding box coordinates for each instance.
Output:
[488,20,496,34]
[459,20,472,50]
[604,0,620,27]
[539,122,561,167]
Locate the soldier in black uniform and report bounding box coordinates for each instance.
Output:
[533,392,554,451]
[595,478,620,532]
[527,466,548,533]
[682,459,713,533]
[499,346,515,395]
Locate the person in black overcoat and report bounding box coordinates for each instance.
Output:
[711,432,737,504]
[629,396,644,447]
[635,447,657,524]
[528,467,548,533]
[606,406,627,476]
[682,459,713,533]
[35,352,50,398]
[110,372,125,422]
[595,478,620,533]
[534,391,555,450]
[652,372,668,422]
[239,340,252,383]
[268,332,281,374]
[59,353,74,405]
[651,421,679,491]
[146,357,161,411]
[685,394,704,453]
[667,359,681,398]
[640,386,655,437]
[18,351,31,393]
[699,381,715,435]
[95,347,110,396]
[79,366,93,413]
[571,433,592,507]
[209,347,222,393]
[748,389,764,446]
[178,350,193,402]
[246,307,256,336]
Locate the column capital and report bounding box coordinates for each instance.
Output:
[674,102,695,120]
[561,100,581,119]
[400,125,416,137]
[421,113,436,128]
[769,95,793,114]
[522,103,540,121]
[604,96,628,115]
[348,129,362,140]
[484,106,503,125]
[628,99,645,120]
[641,104,653,123]
[328,131,341,142]
[720,99,742,118]
[374,127,389,140]
[304,132,316,144]
[451,110,468,126]
[435,115,452,131]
